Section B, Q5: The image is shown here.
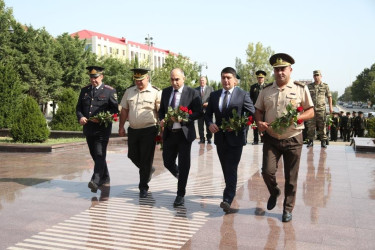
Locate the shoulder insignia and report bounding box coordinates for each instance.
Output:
[294,81,305,87]
[152,85,160,91]
[322,82,328,85]
[104,85,114,90]
[263,82,273,89]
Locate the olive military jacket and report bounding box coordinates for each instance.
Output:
[307,82,331,112]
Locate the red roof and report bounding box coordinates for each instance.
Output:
[71,29,174,55]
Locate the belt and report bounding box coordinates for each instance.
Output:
[171,128,182,133]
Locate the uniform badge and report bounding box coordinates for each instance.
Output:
[114,93,118,101]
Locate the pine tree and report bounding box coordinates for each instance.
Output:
[10,96,50,142]
[49,88,82,131]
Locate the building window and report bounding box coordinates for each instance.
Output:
[131,51,134,60]
[104,45,107,55]
[123,50,126,56]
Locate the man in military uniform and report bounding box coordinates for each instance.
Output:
[339,111,344,139]
[195,76,213,144]
[330,112,339,141]
[306,70,333,148]
[350,111,357,138]
[341,112,351,142]
[119,68,161,198]
[249,70,267,145]
[255,53,314,222]
[354,111,366,137]
[76,66,118,193]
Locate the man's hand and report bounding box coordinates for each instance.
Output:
[79,117,88,125]
[119,127,126,137]
[160,119,165,128]
[257,121,269,132]
[203,102,208,108]
[209,123,219,133]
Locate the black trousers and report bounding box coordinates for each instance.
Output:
[216,142,243,204]
[162,130,192,197]
[262,133,303,213]
[128,126,158,191]
[86,134,110,186]
[197,116,212,141]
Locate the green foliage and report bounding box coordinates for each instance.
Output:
[152,54,201,89]
[49,88,82,131]
[367,117,375,137]
[235,42,274,91]
[331,91,338,105]
[339,86,352,102]
[220,109,253,136]
[10,96,50,142]
[350,63,375,104]
[0,63,23,128]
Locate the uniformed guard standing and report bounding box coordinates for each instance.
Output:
[76,66,119,193]
[354,111,366,137]
[306,70,333,148]
[341,112,351,142]
[249,70,267,145]
[255,53,314,222]
[119,68,161,198]
[350,111,357,137]
[330,112,339,141]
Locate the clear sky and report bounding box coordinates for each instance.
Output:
[4,0,375,96]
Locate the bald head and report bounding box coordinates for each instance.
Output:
[170,68,185,90]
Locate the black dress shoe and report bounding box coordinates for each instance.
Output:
[267,186,281,210]
[252,141,259,145]
[282,211,292,222]
[321,140,327,148]
[139,189,148,198]
[306,141,314,147]
[173,196,184,207]
[207,139,212,144]
[88,181,98,193]
[220,201,231,213]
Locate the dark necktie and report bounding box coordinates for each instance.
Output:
[222,90,228,113]
[171,89,178,109]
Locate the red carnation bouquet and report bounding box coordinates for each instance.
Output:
[163,106,192,128]
[270,101,304,134]
[89,111,118,127]
[220,109,255,136]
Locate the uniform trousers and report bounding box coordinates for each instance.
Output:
[127,126,158,191]
[306,111,327,141]
[162,129,192,197]
[262,133,303,213]
[86,134,110,186]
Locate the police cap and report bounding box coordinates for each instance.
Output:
[255,70,267,78]
[86,66,104,77]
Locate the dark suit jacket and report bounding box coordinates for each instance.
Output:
[159,85,202,142]
[195,85,214,104]
[205,87,254,146]
[249,83,262,104]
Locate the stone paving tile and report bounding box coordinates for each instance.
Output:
[1,140,375,249]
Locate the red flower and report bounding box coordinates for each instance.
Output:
[297,119,303,125]
[248,116,254,123]
[188,109,192,115]
[296,106,303,112]
[155,135,162,142]
[246,121,252,126]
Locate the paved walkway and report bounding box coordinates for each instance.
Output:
[1,139,375,249]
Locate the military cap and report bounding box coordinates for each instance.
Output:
[313,70,321,76]
[352,111,357,114]
[256,70,267,78]
[358,111,363,114]
[346,112,351,115]
[86,66,104,77]
[269,53,295,68]
[131,68,150,80]
[236,74,241,80]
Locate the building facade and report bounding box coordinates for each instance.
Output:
[71,30,174,69]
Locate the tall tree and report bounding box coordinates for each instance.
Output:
[235,42,274,91]
[351,63,375,103]
[339,85,352,102]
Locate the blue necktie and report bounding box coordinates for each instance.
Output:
[171,89,178,109]
[222,90,228,113]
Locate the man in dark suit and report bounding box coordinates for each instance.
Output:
[249,70,267,144]
[205,67,255,213]
[159,68,202,207]
[76,66,119,193]
[195,76,214,144]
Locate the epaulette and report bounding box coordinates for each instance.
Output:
[152,85,160,91]
[82,84,91,90]
[104,85,114,90]
[124,84,135,91]
[263,82,273,89]
[294,81,305,87]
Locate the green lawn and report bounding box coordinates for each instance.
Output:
[0,137,86,145]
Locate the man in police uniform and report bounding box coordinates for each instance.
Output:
[76,66,119,193]
[306,70,333,148]
[255,53,314,222]
[249,70,267,144]
[119,68,161,198]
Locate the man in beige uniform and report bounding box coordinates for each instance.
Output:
[119,68,161,198]
[255,53,314,222]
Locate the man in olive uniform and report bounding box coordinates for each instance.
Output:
[119,68,161,198]
[76,66,119,193]
[306,70,333,148]
[354,111,366,137]
[339,111,344,139]
[330,112,339,141]
[350,111,357,138]
[255,53,314,222]
[249,70,267,145]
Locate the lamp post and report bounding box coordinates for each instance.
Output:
[145,34,154,70]
[200,62,208,76]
